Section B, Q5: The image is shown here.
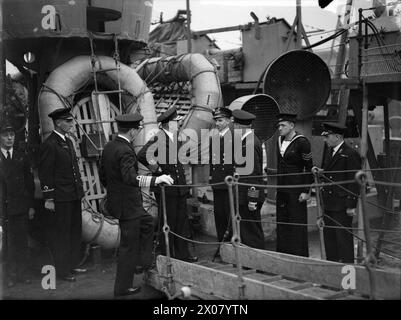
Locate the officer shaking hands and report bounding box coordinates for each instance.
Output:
[137,106,198,263]
[99,112,173,297]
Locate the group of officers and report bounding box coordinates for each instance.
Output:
[209,108,361,265]
[0,102,361,297]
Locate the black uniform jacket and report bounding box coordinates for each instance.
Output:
[320,142,361,211]
[277,133,313,194]
[0,150,35,216]
[209,128,235,190]
[137,129,189,196]
[235,131,264,205]
[99,136,157,220]
[38,132,84,201]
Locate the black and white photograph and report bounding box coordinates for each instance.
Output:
[0,0,401,307]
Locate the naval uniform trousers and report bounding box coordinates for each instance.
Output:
[276,192,309,257]
[239,204,265,249]
[157,194,191,260]
[323,209,354,263]
[212,189,233,243]
[7,214,29,279]
[49,200,82,278]
[114,214,154,294]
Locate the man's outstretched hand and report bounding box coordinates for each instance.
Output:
[156,174,174,185]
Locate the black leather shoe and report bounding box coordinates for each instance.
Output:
[59,274,76,282]
[71,268,87,274]
[114,286,141,297]
[183,256,198,263]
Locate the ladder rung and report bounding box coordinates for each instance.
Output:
[93,68,120,73]
[93,90,124,95]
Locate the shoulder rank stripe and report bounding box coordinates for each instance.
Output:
[301,152,312,160]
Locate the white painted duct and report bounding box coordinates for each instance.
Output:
[136,53,223,163]
[38,55,158,147]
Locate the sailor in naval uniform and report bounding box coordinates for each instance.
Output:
[274,113,313,257]
[38,107,86,282]
[320,122,361,263]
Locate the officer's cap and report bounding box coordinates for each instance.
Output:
[232,109,255,125]
[115,112,143,129]
[48,107,73,120]
[321,122,346,136]
[157,106,182,124]
[276,112,297,124]
[213,107,232,120]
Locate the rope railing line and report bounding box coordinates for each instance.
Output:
[168,231,225,246]
[161,179,355,189]
[322,175,401,216]
[260,166,401,179]
[234,180,356,189]
[162,181,226,188]
[368,180,401,188]
[240,218,401,235]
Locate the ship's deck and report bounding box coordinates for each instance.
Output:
[1,213,400,300]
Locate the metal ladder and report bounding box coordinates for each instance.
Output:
[88,32,124,113]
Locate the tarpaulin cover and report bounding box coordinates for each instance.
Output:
[148,11,218,56]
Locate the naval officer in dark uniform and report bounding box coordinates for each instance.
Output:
[0,121,35,287]
[99,112,174,297]
[232,109,265,249]
[274,113,313,257]
[209,107,235,244]
[320,122,361,263]
[38,107,85,282]
[137,106,197,262]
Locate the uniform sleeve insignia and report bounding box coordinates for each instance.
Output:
[301,152,312,160]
